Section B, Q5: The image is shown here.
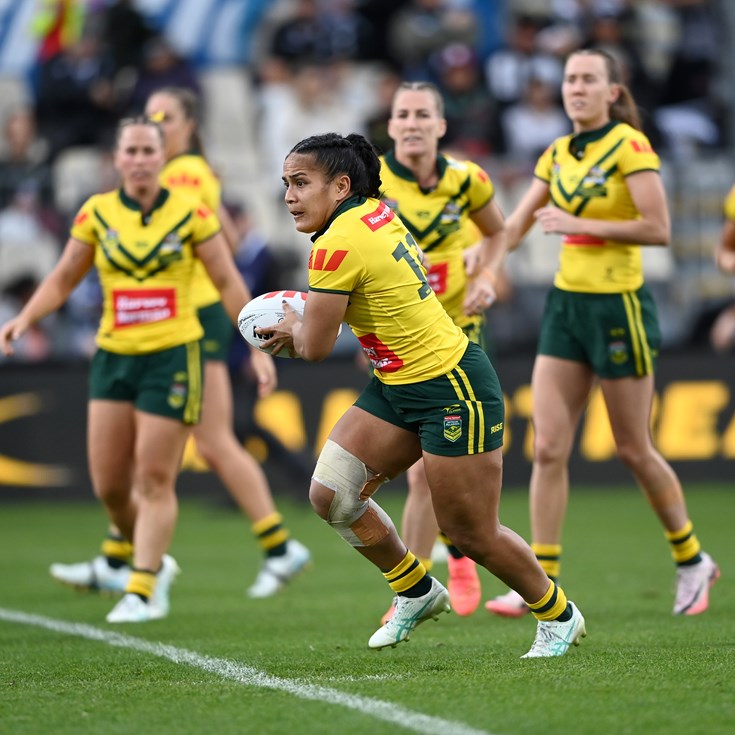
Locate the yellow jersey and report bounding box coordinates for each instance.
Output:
[308,196,468,384]
[534,121,660,293]
[724,184,735,221]
[160,153,222,309]
[70,187,221,354]
[379,151,493,329]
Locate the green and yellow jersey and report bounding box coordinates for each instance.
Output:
[724,184,735,221]
[71,187,221,355]
[534,121,660,293]
[379,151,493,330]
[160,153,222,309]
[308,196,468,384]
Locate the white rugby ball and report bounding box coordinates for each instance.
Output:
[237,290,310,358]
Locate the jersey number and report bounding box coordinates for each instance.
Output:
[392,234,431,300]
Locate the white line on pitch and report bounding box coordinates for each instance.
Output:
[0,607,497,735]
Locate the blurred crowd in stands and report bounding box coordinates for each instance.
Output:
[0,0,731,362]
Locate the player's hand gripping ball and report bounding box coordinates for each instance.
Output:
[238,290,307,358]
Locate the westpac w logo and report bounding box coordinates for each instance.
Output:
[309,249,348,272]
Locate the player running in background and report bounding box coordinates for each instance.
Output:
[1,117,276,622]
[257,130,586,657]
[50,88,310,600]
[377,81,506,620]
[484,48,719,619]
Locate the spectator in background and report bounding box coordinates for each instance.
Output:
[99,0,156,75]
[433,42,502,158]
[0,182,61,362]
[34,32,117,162]
[268,0,370,65]
[230,202,279,299]
[387,0,477,81]
[363,66,402,155]
[257,60,365,201]
[580,7,659,141]
[125,36,201,114]
[501,75,569,163]
[30,0,86,65]
[484,14,563,112]
[654,0,722,158]
[0,108,54,212]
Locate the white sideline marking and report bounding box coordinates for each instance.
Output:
[0,607,497,735]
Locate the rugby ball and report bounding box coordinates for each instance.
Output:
[237,290,308,358]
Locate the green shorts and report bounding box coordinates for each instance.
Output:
[354,342,504,456]
[538,285,661,378]
[89,342,203,424]
[198,301,233,363]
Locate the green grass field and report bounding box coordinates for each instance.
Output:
[0,483,732,735]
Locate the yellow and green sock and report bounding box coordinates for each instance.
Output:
[252,512,290,558]
[383,550,431,598]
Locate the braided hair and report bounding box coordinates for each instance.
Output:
[288,132,382,198]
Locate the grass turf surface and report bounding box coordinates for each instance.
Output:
[0,483,732,735]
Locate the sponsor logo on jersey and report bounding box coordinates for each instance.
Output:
[166,173,202,189]
[630,140,654,154]
[357,333,404,372]
[426,262,448,295]
[562,234,605,247]
[196,205,211,219]
[477,168,489,183]
[112,288,176,328]
[360,202,394,231]
[443,414,462,442]
[74,211,88,226]
[308,248,348,272]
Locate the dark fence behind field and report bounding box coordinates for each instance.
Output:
[1,350,733,503]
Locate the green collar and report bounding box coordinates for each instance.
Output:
[311,195,365,242]
[569,121,619,159]
[118,187,170,223]
[384,150,447,191]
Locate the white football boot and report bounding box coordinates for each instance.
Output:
[247,539,312,598]
[105,554,179,623]
[673,552,720,615]
[368,577,451,650]
[50,555,130,594]
[521,602,586,658]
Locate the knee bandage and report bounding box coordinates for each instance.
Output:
[313,439,393,547]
